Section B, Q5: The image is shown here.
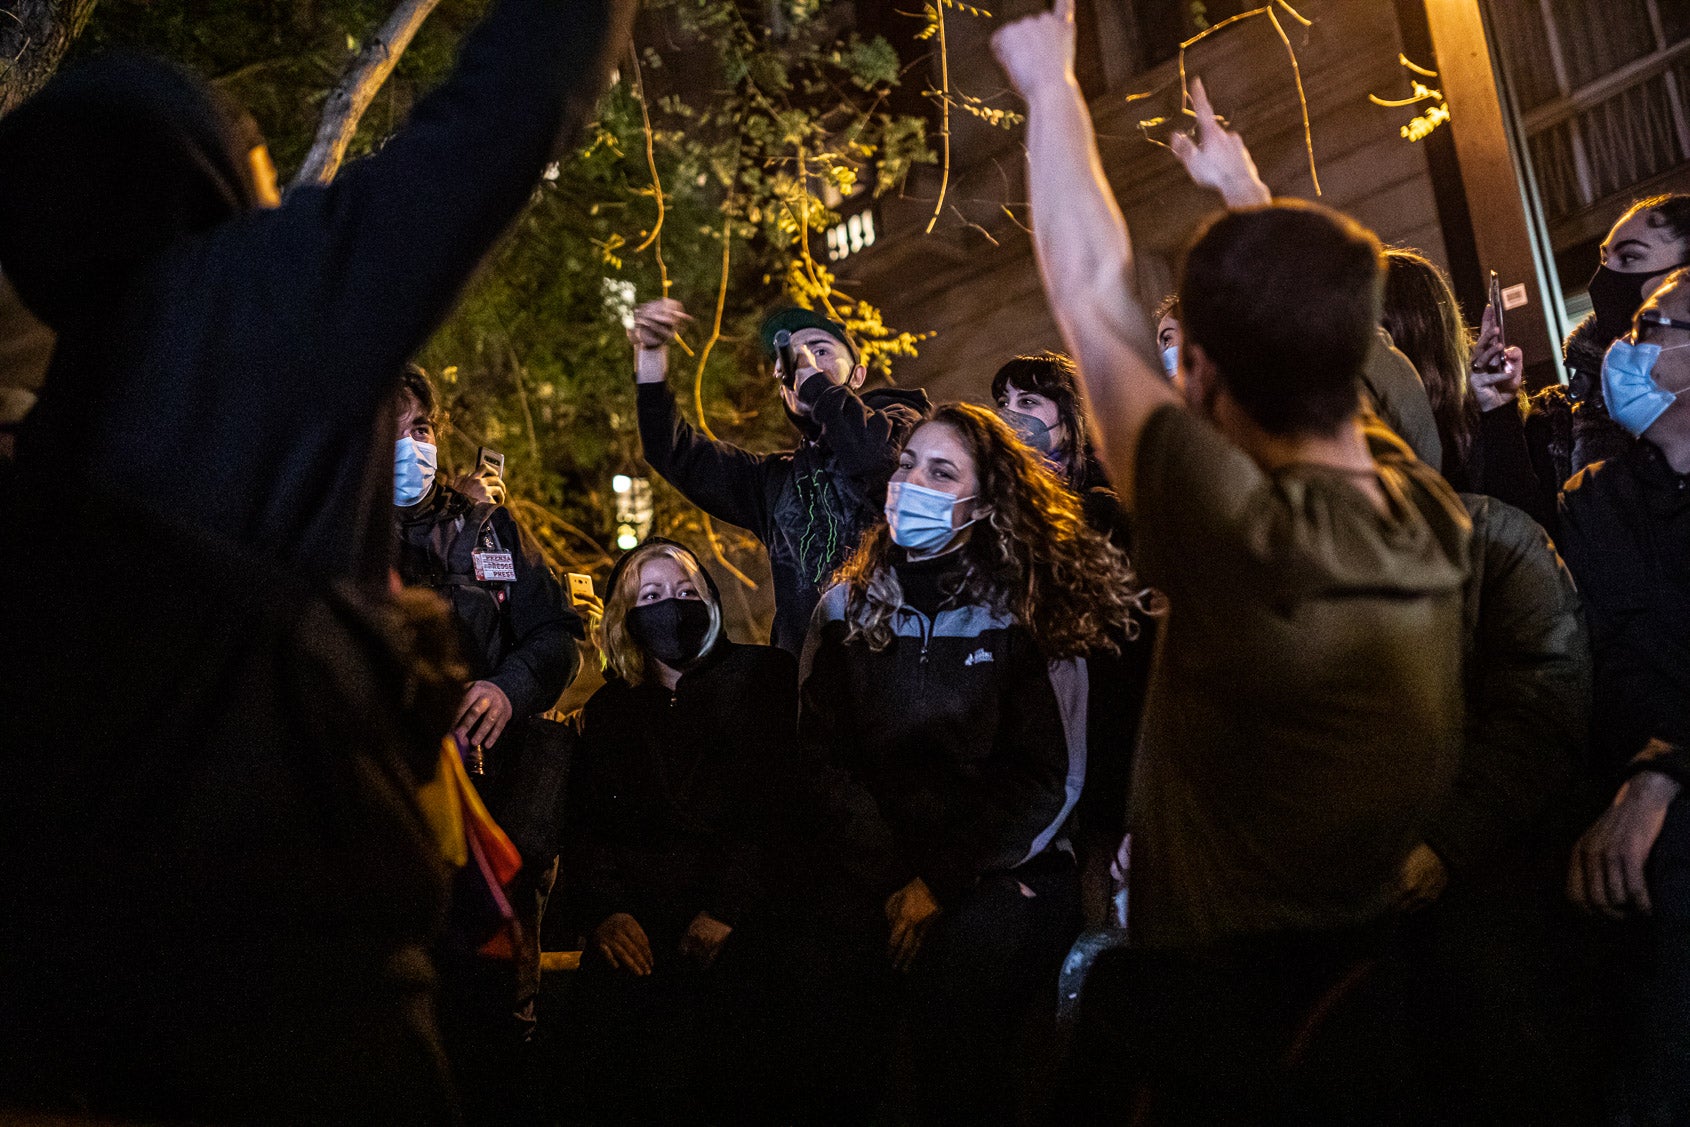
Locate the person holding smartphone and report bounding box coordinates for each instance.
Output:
[392,363,585,1124]
[630,300,930,654]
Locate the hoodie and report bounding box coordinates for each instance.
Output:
[0,0,633,592]
[638,375,930,653]
[0,1,631,1117]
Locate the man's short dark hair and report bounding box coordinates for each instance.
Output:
[1179,200,1383,437]
[400,362,437,420]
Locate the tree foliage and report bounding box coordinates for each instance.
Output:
[74,0,935,611]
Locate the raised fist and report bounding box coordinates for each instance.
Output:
[991,0,1077,101]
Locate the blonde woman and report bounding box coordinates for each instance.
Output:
[559,538,795,1122]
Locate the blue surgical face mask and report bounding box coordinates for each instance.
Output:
[1161,345,1180,378]
[1602,338,1689,437]
[394,436,438,506]
[997,407,1055,454]
[885,480,978,554]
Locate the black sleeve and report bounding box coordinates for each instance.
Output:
[1558,484,1690,777]
[794,618,903,898]
[1473,402,1558,536]
[920,631,1073,908]
[636,381,774,537]
[250,0,633,414]
[799,380,924,479]
[1421,503,1590,872]
[486,509,581,719]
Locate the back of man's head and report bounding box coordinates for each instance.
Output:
[1179,200,1384,437]
[0,55,262,333]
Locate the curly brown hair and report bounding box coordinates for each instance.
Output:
[835,403,1150,659]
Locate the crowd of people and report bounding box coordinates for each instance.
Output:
[0,0,1687,1123]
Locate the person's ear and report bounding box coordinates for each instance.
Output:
[970,504,994,525]
[847,363,868,391]
[1183,342,1218,409]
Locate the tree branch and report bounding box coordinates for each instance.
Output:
[0,0,100,117]
[292,0,441,188]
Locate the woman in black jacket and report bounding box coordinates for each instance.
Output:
[800,403,1147,1124]
[558,538,795,1124]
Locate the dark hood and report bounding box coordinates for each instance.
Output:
[862,385,932,414]
[783,382,932,439]
[0,54,260,332]
[605,536,726,608]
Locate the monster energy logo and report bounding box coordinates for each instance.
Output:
[794,468,843,585]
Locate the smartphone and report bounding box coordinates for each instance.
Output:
[1488,270,1506,349]
[476,446,506,480]
[773,329,799,391]
[566,572,596,606]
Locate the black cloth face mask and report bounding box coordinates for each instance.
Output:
[627,598,713,669]
[1589,262,1688,345]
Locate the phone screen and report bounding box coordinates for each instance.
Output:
[1488,270,1506,348]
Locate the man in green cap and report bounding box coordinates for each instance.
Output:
[630,297,930,652]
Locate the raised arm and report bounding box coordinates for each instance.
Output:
[992,0,1176,507]
[630,298,773,535]
[801,379,927,478]
[259,0,635,397]
[1168,78,1273,208]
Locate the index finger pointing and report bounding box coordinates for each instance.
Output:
[1190,77,1217,137]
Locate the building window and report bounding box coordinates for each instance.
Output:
[1490,0,1690,236]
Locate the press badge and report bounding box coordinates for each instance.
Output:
[472,550,517,582]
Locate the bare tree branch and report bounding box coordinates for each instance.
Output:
[291,0,441,187]
[0,0,100,118]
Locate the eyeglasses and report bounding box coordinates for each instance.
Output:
[1638,311,1690,336]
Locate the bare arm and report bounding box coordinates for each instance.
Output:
[992,0,1175,508]
[1168,78,1273,208]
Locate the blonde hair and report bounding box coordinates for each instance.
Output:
[597,541,723,685]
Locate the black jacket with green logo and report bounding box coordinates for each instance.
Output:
[638,377,929,654]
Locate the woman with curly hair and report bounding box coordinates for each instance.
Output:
[797,401,1146,1124]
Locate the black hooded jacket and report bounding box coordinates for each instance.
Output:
[562,541,797,944]
[0,0,632,593]
[1559,439,1690,785]
[637,375,929,653]
[0,1,630,1118]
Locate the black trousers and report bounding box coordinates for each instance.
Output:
[1610,798,1690,1127]
[901,852,1081,1126]
[1066,920,1409,1126]
[553,915,765,1127]
[747,853,1080,1126]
